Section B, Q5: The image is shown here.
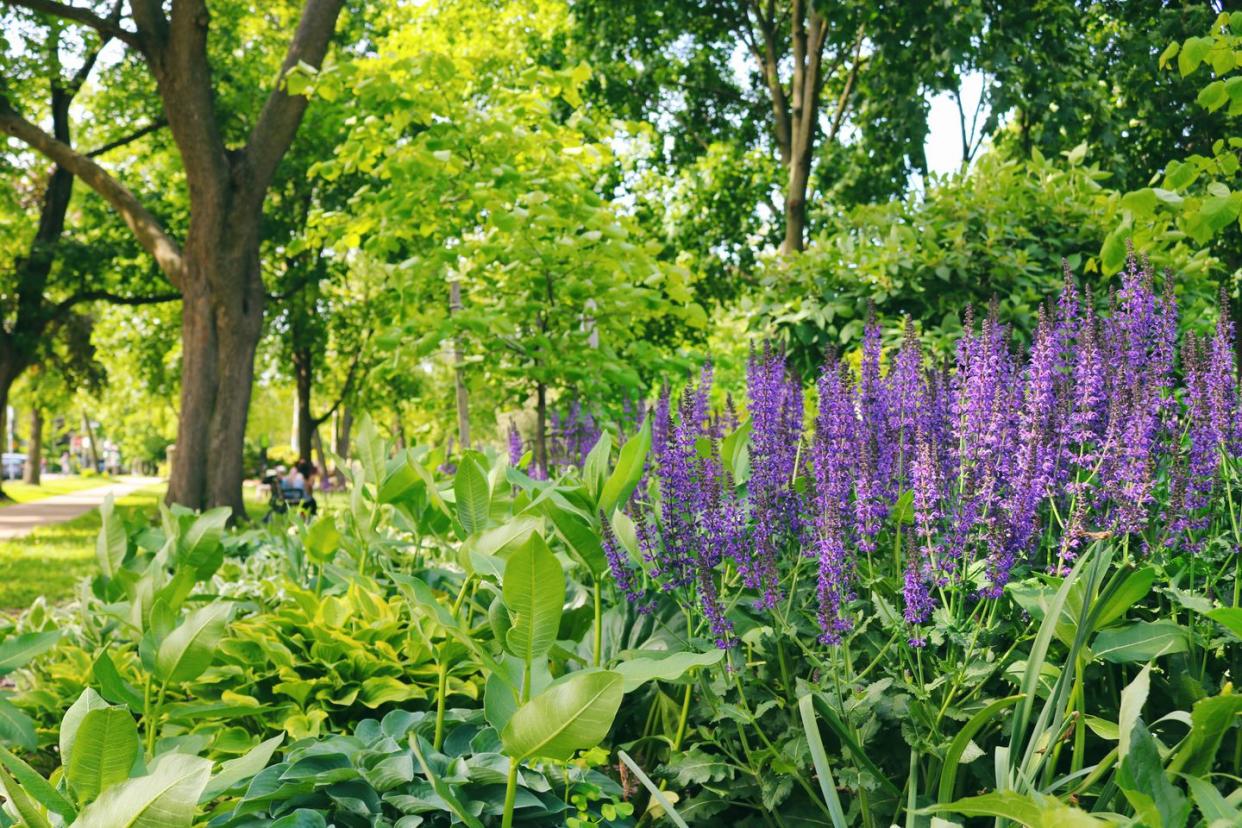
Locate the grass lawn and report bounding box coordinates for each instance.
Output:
[0,475,114,505]
[0,483,166,610]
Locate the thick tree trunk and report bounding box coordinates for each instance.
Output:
[166,217,265,518]
[23,407,42,486]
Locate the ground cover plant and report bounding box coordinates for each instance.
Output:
[0,256,1235,826]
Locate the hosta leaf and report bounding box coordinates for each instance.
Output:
[66,707,140,804]
[502,533,564,661]
[72,751,212,828]
[155,602,232,684]
[501,670,623,761]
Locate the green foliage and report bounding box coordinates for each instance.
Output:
[754,148,1219,372]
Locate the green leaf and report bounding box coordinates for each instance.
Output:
[66,707,140,804]
[0,744,75,820]
[1205,607,1242,639]
[721,418,752,486]
[1179,36,1213,76]
[1091,567,1155,631]
[1100,223,1129,274]
[810,694,902,797]
[1197,79,1229,112]
[543,502,606,576]
[1120,188,1157,217]
[200,735,284,802]
[96,494,126,579]
[925,791,1107,826]
[0,696,36,751]
[583,430,612,502]
[613,650,723,693]
[453,453,491,536]
[93,650,144,711]
[599,418,650,515]
[155,602,232,684]
[1158,41,1179,70]
[798,695,848,828]
[1183,773,1242,825]
[60,689,111,764]
[0,630,60,675]
[937,695,1023,803]
[1117,663,1151,759]
[1092,620,1188,663]
[1118,719,1190,828]
[1168,691,1242,776]
[180,507,230,578]
[408,737,484,828]
[73,750,212,828]
[501,670,623,761]
[0,764,52,828]
[304,515,341,565]
[502,533,564,661]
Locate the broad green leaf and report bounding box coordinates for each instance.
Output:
[66,707,139,804]
[96,494,126,579]
[1118,719,1190,828]
[1205,607,1242,639]
[73,750,212,828]
[0,630,60,675]
[1197,80,1229,112]
[925,791,1106,826]
[60,689,110,764]
[582,429,612,501]
[1120,187,1157,216]
[1179,35,1213,76]
[304,515,341,565]
[502,533,564,661]
[501,670,623,761]
[1118,662,1151,759]
[614,650,724,693]
[0,696,36,751]
[0,744,75,820]
[1091,567,1155,631]
[1092,620,1188,663]
[0,764,52,828]
[1183,773,1241,825]
[180,507,230,578]
[200,735,284,801]
[543,502,606,576]
[408,737,484,828]
[599,418,650,515]
[453,453,491,536]
[1158,41,1179,70]
[155,602,232,684]
[1168,691,1242,776]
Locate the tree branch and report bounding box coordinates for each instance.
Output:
[244,0,345,201]
[53,288,180,319]
[0,97,185,288]
[85,118,166,157]
[3,0,141,50]
[310,339,365,427]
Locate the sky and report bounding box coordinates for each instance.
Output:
[923,72,991,179]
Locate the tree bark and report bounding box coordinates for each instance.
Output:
[2,0,346,516]
[23,408,43,486]
[535,381,548,476]
[81,412,100,471]
[293,344,315,464]
[449,280,471,449]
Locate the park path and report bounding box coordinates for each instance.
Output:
[0,476,163,539]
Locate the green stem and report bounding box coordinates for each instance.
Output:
[501,759,520,828]
[433,660,449,751]
[593,578,602,668]
[145,681,167,756]
[673,681,692,751]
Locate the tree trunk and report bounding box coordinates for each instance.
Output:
[312,427,328,477]
[81,412,100,471]
[293,345,314,464]
[166,218,266,518]
[449,280,471,449]
[23,407,42,486]
[334,406,351,486]
[535,382,548,476]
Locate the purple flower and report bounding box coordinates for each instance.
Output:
[507,420,524,467]
[600,510,648,608]
[811,358,857,642]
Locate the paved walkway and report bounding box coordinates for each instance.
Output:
[0,476,163,539]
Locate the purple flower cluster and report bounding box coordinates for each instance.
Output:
[507,420,524,467]
[630,256,1240,648]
